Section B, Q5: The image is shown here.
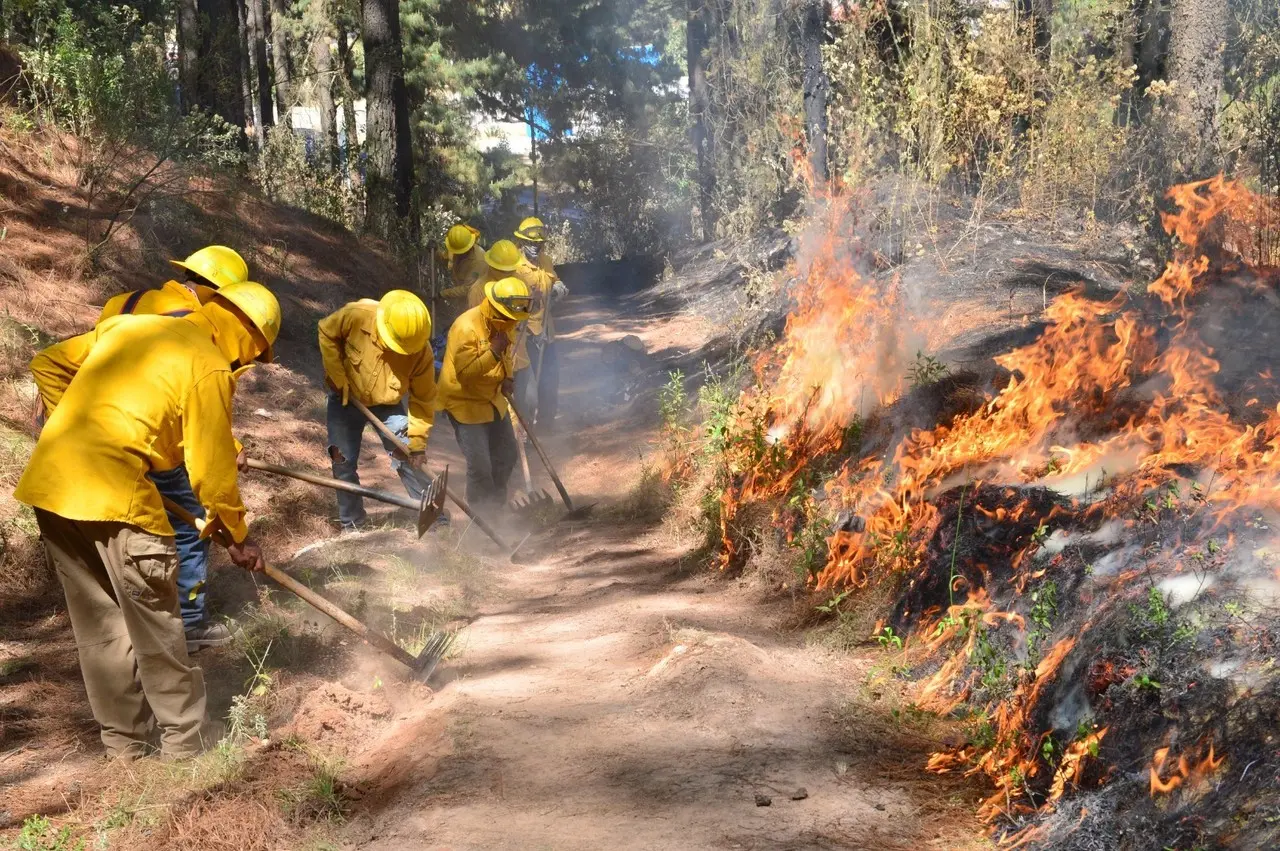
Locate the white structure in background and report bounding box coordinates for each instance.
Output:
[286,100,531,158]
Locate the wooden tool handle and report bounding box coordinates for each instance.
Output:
[506,394,574,511]
[349,397,510,550]
[260,564,418,668]
[158,495,419,670]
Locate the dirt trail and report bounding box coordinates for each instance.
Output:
[335,286,987,851]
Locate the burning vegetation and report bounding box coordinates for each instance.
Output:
[673,177,1280,847]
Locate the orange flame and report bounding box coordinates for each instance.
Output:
[1149,739,1226,797]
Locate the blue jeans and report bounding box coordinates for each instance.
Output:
[149,465,208,630]
[326,392,431,527]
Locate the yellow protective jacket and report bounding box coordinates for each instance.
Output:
[436,301,518,424]
[439,247,488,302]
[16,313,250,542]
[97,280,213,323]
[317,300,437,451]
[516,257,560,338]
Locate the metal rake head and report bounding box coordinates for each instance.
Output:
[411,628,457,682]
[415,466,450,538]
[510,488,556,520]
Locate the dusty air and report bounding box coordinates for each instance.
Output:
[1,1,1277,849]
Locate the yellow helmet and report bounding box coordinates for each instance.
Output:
[485,239,522,272]
[214,281,281,363]
[376,290,431,355]
[514,216,546,243]
[484,277,532,321]
[170,245,249,290]
[445,224,479,256]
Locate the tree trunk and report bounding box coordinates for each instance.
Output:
[337,27,360,176]
[799,0,830,184]
[311,10,339,168]
[176,0,199,113]
[687,0,716,238]
[246,0,273,144]
[195,0,247,140]
[1015,0,1052,61]
[1168,0,1227,171]
[270,0,295,128]
[1117,0,1168,126]
[236,0,256,142]
[362,0,416,238]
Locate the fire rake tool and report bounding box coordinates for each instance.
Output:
[245,457,447,538]
[505,393,594,521]
[349,398,510,551]
[159,496,454,681]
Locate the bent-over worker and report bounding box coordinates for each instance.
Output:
[56,245,253,653]
[16,282,280,761]
[436,277,531,513]
[318,290,438,532]
[512,217,568,431]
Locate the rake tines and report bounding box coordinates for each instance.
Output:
[510,488,556,520]
[414,628,457,682]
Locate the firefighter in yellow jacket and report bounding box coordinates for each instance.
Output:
[98,245,250,322]
[318,290,437,531]
[437,224,486,329]
[15,282,280,762]
[82,245,252,653]
[436,277,531,512]
[512,217,568,431]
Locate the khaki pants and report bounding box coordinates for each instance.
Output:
[35,509,207,759]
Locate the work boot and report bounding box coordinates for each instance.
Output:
[185,621,234,654]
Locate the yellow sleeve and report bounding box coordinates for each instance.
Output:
[405,353,437,452]
[184,371,249,543]
[316,307,350,392]
[29,329,100,414]
[454,325,507,382]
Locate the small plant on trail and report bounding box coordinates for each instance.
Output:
[659,369,688,437]
[816,588,853,614]
[876,625,904,651]
[16,815,83,851]
[1026,579,1058,666]
[908,350,949,387]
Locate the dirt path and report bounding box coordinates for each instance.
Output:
[333,287,988,851]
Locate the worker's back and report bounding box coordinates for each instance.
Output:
[16,315,232,534]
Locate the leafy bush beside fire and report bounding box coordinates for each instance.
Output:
[652,179,1280,848]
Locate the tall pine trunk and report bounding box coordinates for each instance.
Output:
[362,0,415,238]
[687,0,716,238]
[336,28,361,176]
[314,28,340,167]
[236,0,256,141]
[798,0,830,184]
[270,0,295,128]
[176,0,199,113]
[246,0,273,144]
[1169,0,1226,172]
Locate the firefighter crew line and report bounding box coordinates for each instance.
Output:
[15,217,564,761]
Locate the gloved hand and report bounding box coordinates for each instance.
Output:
[408,450,427,469]
[491,331,511,357]
[236,446,248,470]
[227,538,266,572]
[551,281,568,301]
[325,375,350,406]
[501,377,515,398]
